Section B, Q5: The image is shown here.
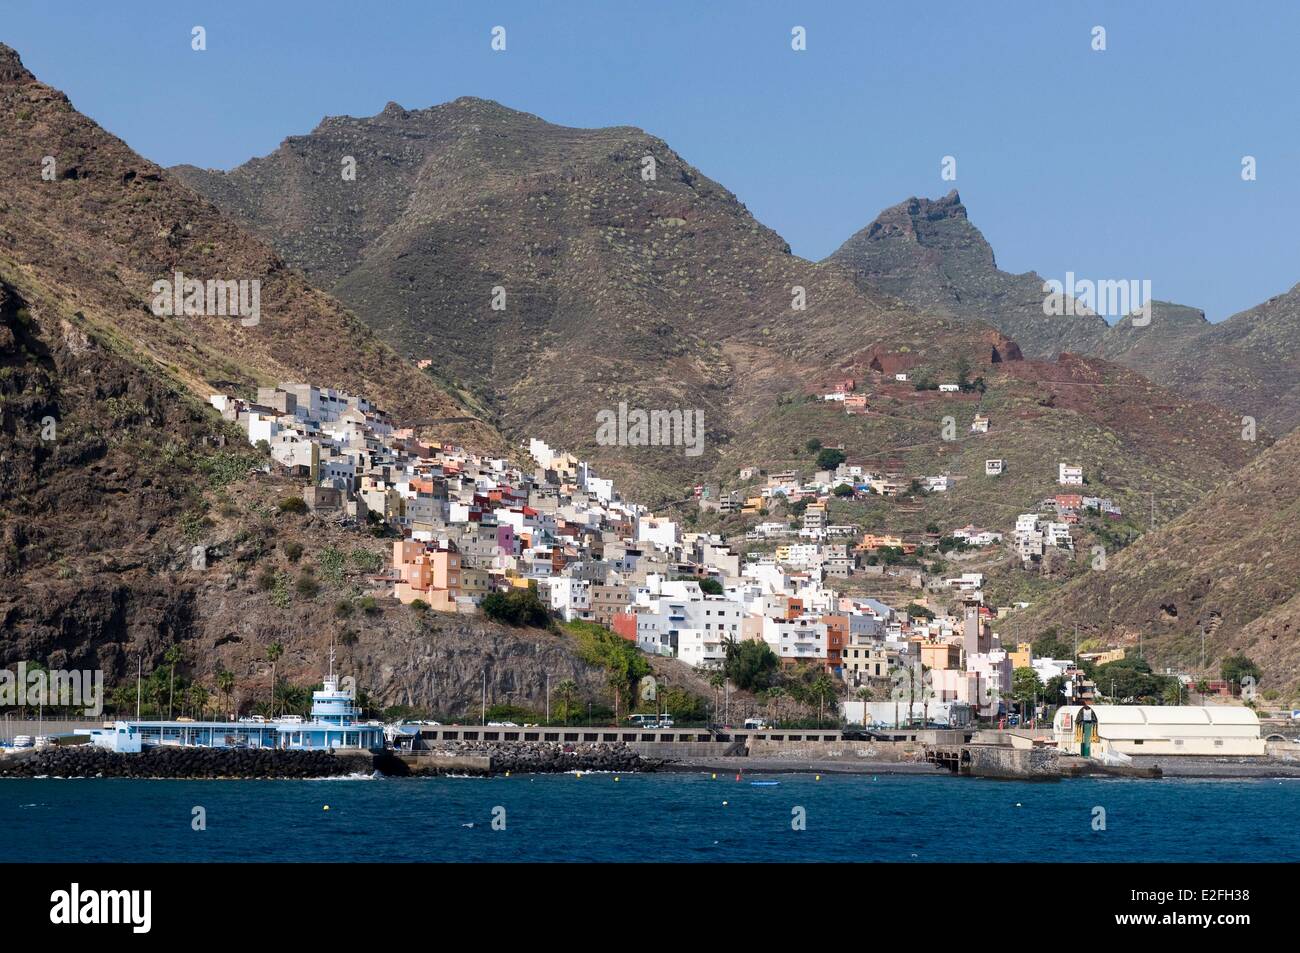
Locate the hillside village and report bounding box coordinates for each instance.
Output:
[206,380,1199,726]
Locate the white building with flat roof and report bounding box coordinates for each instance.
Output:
[1053,704,1265,756]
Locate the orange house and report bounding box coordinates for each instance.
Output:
[393,540,462,611]
[820,614,849,670]
[611,611,638,643]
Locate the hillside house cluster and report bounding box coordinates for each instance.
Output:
[1013,512,1075,564]
[209,382,1100,718]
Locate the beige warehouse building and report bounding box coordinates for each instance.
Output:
[1053,705,1266,757]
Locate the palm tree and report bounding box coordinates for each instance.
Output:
[707,669,725,722]
[216,669,235,720]
[607,671,626,725]
[164,645,184,720]
[266,642,284,718]
[555,679,578,725]
[188,683,210,720]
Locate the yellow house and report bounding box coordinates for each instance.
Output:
[1009,642,1032,670]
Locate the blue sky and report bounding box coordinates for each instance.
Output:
[5,0,1297,321]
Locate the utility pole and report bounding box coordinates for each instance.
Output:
[481,670,486,726]
[136,656,142,721]
[545,673,551,726]
[1200,625,1206,670]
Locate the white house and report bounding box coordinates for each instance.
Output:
[1058,463,1084,486]
[762,616,829,664]
[1052,705,1265,756]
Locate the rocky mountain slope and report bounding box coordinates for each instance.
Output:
[1114,285,1300,438]
[0,44,494,446]
[172,99,1033,498]
[1000,427,1300,687]
[825,190,1111,359]
[171,99,1266,524]
[827,189,1300,437]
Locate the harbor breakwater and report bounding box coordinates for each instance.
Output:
[395,741,655,777]
[0,744,375,779]
[0,741,654,779]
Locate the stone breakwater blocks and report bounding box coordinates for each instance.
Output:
[411,740,650,775]
[0,745,364,779]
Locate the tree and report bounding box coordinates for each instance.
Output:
[1220,654,1261,692]
[723,639,779,692]
[805,438,822,454]
[815,448,846,471]
[707,669,726,721]
[187,683,210,720]
[698,577,724,596]
[481,585,553,628]
[1032,627,1072,661]
[805,672,840,726]
[554,679,578,725]
[1011,667,1042,720]
[1096,657,1172,704]
[954,356,972,388]
[216,668,235,719]
[266,642,284,718]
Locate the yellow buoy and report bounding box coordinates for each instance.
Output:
[614,776,620,782]
[323,805,330,811]
[722,800,728,806]
[711,773,717,780]
[815,775,821,781]
[576,772,582,778]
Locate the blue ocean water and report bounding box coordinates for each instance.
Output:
[2,773,1296,862]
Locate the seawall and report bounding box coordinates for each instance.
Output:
[0,744,375,779]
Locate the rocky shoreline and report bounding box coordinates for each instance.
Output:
[0,740,655,779]
[398,740,656,776]
[0,744,374,779]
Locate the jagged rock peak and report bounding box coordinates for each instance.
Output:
[0,43,36,84]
